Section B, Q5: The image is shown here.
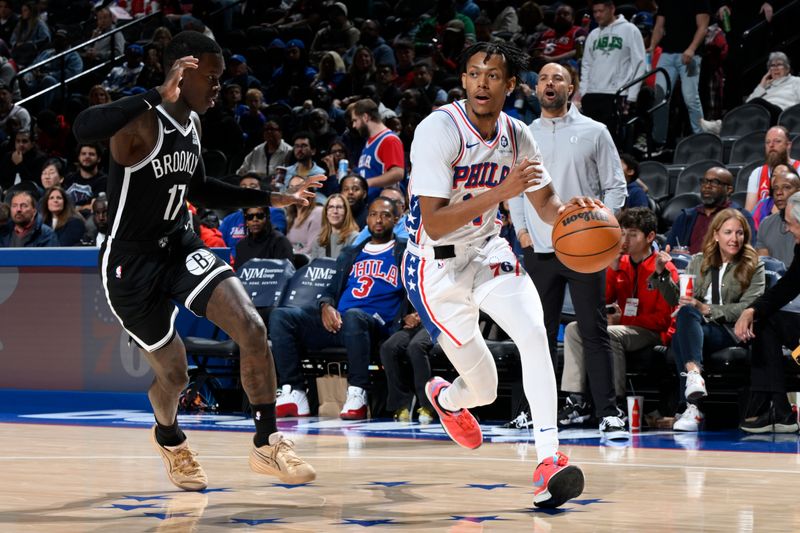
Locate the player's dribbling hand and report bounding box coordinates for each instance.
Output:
[500,157,543,197]
[557,196,604,215]
[158,55,199,103]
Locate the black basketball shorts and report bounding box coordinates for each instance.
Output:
[100,231,235,352]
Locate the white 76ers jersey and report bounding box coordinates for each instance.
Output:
[407,100,551,248]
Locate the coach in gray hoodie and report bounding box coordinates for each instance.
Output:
[580,0,647,145]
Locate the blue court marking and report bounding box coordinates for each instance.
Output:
[2,389,800,454]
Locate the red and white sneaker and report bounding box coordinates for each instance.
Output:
[340,386,368,420]
[425,377,483,449]
[532,452,584,508]
[275,385,310,417]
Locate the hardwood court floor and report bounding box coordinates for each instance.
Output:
[1,423,799,532]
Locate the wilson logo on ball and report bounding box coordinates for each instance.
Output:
[560,210,610,227]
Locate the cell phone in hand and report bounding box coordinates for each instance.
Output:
[605,304,617,314]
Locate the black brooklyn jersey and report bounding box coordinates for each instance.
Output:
[106,105,202,241]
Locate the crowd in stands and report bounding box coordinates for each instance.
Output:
[2,0,800,434]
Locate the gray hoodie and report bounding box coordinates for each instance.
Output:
[580,15,647,102]
[508,104,627,252]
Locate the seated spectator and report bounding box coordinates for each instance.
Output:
[652,209,765,432]
[271,197,408,419]
[63,143,107,217]
[189,204,225,248]
[415,0,476,46]
[559,208,678,427]
[22,29,82,112]
[743,126,798,214]
[39,156,64,190]
[234,206,294,270]
[755,167,800,265]
[752,163,793,230]
[735,191,800,434]
[0,81,31,135]
[40,185,85,246]
[0,0,18,48]
[35,110,72,159]
[343,19,395,70]
[702,52,800,133]
[340,174,369,228]
[310,193,359,258]
[284,131,326,181]
[237,120,292,179]
[335,46,377,103]
[101,44,145,97]
[533,4,587,70]
[306,108,338,157]
[219,173,288,259]
[136,45,165,89]
[410,61,447,110]
[240,88,266,151]
[666,167,755,254]
[83,197,108,247]
[311,51,347,92]
[380,311,436,424]
[269,39,316,107]
[87,84,111,106]
[0,189,58,246]
[81,6,125,67]
[354,185,408,244]
[309,2,359,63]
[223,54,261,91]
[620,153,650,209]
[320,139,349,195]
[9,1,50,67]
[285,175,324,254]
[0,129,46,192]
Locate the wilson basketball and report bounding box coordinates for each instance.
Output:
[552,205,621,274]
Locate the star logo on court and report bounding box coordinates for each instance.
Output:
[121,495,170,501]
[407,265,416,277]
[339,518,395,526]
[524,506,579,516]
[407,280,417,291]
[106,503,159,511]
[231,517,286,525]
[571,498,609,506]
[465,483,511,490]
[200,487,231,494]
[270,483,313,489]
[366,481,411,487]
[450,515,507,523]
[144,511,194,520]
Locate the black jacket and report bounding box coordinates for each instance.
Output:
[234,227,294,270]
[751,243,800,319]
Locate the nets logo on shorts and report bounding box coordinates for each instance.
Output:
[185,249,216,276]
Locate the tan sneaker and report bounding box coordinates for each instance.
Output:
[151,425,208,491]
[249,432,316,484]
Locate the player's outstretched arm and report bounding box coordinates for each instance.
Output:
[73,56,199,165]
[420,157,542,240]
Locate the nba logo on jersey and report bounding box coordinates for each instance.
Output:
[115,265,122,279]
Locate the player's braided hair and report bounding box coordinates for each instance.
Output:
[458,41,530,82]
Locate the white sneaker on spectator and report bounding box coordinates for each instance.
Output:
[699,118,722,135]
[275,384,310,417]
[673,404,704,432]
[682,370,707,402]
[340,386,368,420]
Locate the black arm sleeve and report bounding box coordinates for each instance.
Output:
[73,89,163,142]
[188,159,272,209]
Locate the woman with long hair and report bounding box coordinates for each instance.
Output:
[311,193,358,258]
[335,46,376,101]
[312,51,346,92]
[10,1,50,66]
[40,185,86,246]
[651,209,765,431]
[88,85,111,106]
[285,175,324,254]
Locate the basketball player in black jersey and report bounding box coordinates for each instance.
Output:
[73,32,320,490]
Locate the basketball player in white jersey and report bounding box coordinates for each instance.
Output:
[404,41,596,508]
